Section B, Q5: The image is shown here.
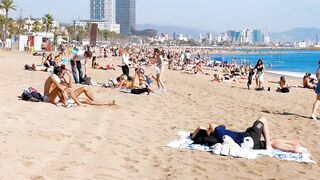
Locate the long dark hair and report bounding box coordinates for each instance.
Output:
[255,59,263,69]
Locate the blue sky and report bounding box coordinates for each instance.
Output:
[9,0,320,32]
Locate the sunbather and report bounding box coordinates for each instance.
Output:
[191,117,304,153]
[276,76,290,93]
[194,62,205,75]
[44,66,115,107]
[303,73,315,89]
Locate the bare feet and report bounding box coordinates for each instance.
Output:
[294,146,304,154]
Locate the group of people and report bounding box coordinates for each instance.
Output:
[43,65,115,107]
[116,48,166,94]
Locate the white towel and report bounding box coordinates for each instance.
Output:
[166,131,316,164]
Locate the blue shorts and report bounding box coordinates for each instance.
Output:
[315,83,320,94]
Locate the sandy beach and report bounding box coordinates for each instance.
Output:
[0,50,319,179]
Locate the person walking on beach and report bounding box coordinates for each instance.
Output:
[154,48,166,92]
[311,61,320,120]
[254,59,265,90]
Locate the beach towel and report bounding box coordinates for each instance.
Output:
[166,131,316,164]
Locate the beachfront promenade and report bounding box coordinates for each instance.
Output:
[0,50,319,179]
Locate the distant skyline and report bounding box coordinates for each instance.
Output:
[8,0,320,32]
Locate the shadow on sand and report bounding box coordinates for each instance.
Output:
[261,110,310,119]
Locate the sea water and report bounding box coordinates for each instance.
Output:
[210,50,320,78]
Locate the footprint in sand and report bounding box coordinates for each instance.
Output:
[30,175,45,180]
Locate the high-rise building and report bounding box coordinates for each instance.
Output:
[90,0,106,20]
[116,0,136,35]
[90,0,115,23]
[79,0,119,33]
[252,29,263,44]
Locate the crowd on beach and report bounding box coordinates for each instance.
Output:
[23,42,320,120]
[18,41,320,162]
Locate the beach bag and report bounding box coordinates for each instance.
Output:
[82,76,92,85]
[21,87,43,102]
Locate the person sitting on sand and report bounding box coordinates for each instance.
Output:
[46,53,55,67]
[303,73,315,89]
[54,53,63,67]
[41,53,49,67]
[44,66,115,107]
[191,117,304,153]
[276,76,289,93]
[194,62,205,75]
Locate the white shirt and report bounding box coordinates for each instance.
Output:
[122,53,130,66]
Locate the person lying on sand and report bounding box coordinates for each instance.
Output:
[44,65,115,107]
[212,74,223,82]
[118,68,153,95]
[191,117,304,153]
[94,63,116,70]
[24,63,51,72]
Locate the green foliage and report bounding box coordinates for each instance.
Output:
[67,25,87,42]
[32,20,41,32]
[0,0,16,39]
[16,17,25,34]
[42,14,53,33]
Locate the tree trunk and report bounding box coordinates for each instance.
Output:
[5,11,8,37]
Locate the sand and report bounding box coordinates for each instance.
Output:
[0,50,319,179]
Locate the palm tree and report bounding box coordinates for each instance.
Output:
[7,17,17,36]
[0,15,4,38]
[16,17,25,34]
[32,20,41,32]
[42,14,53,33]
[26,22,31,32]
[0,0,17,40]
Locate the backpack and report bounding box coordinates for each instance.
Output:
[21,87,43,102]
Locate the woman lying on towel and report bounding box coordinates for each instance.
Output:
[191,117,304,153]
[44,65,115,107]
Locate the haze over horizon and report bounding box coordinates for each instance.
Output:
[8,0,320,33]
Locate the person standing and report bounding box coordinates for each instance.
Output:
[311,61,320,120]
[41,40,47,52]
[254,59,265,90]
[154,48,166,93]
[70,48,92,84]
[121,48,131,79]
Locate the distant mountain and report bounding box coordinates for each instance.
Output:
[270,27,320,42]
[136,24,217,38]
